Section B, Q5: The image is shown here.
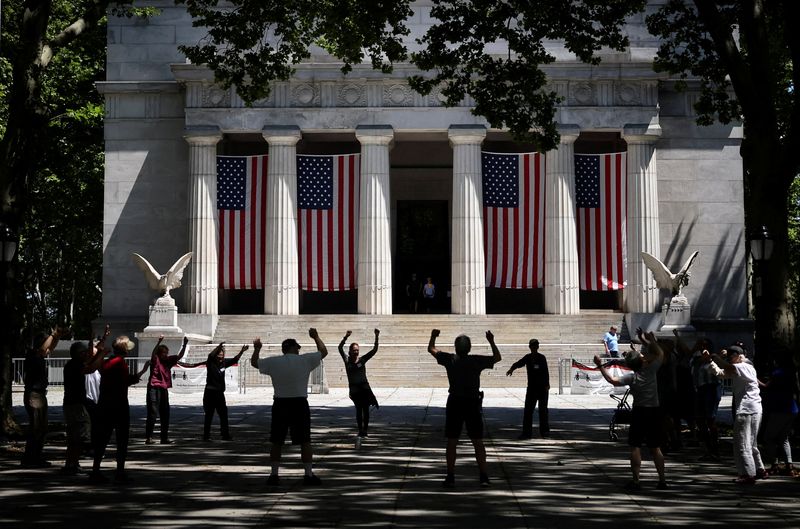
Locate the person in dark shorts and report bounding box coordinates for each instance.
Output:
[181,342,248,441]
[338,328,380,438]
[428,328,501,487]
[595,330,667,491]
[506,338,550,439]
[251,328,329,486]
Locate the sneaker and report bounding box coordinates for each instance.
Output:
[303,474,322,486]
[733,476,756,485]
[87,471,108,484]
[266,474,280,486]
[479,473,490,487]
[656,481,669,490]
[624,481,641,492]
[443,474,455,488]
[145,438,155,445]
[755,468,769,480]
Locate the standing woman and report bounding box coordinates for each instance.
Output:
[182,342,248,441]
[145,335,189,445]
[338,329,380,438]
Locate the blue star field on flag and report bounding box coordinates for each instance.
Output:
[298,156,334,209]
[482,153,519,208]
[217,157,247,210]
[575,155,601,208]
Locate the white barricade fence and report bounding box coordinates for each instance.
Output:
[569,358,629,395]
[171,364,240,394]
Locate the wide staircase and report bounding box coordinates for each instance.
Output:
[184,311,627,390]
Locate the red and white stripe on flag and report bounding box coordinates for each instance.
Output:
[482,152,546,289]
[297,153,359,291]
[575,152,627,291]
[217,154,268,289]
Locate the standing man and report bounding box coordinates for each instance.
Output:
[428,329,501,487]
[506,339,550,439]
[603,325,620,358]
[594,331,667,491]
[251,328,328,486]
[21,326,67,468]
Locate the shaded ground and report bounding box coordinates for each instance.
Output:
[1,388,798,528]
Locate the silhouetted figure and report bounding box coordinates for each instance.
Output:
[506,339,550,439]
[339,329,380,438]
[145,335,188,444]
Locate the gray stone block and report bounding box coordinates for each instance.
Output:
[122,26,176,45]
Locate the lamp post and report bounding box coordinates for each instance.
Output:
[748,225,774,366]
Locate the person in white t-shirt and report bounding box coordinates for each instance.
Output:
[711,345,767,485]
[250,328,328,486]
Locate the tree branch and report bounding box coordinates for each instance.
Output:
[40,0,125,67]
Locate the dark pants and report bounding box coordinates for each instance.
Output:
[93,401,130,472]
[203,389,229,439]
[522,387,549,437]
[22,390,48,464]
[146,386,171,441]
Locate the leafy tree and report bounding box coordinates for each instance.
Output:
[0,0,153,437]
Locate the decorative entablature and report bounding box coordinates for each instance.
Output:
[170,63,662,111]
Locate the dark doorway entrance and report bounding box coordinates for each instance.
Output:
[395,200,450,313]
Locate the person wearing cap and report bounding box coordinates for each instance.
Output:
[338,328,381,438]
[428,329,502,488]
[62,335,108,474]
[145,335,189,445]
[179,341,248,442]
[250,328,328,486]
[594,330,668,491]
[603,326,620,358]
[506,338,550,439]
[21,326,67,468]
[88,336,150,483]
[710,345,767,484]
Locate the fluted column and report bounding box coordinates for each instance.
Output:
[262,126,302,315]
[544,126,581,314]
[184,127,222,315]
[355,126,394,314]
[448,125,487,314]
[623,124,662,313]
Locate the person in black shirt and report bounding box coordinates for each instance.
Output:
[506,339,550,439]
[182,342,248,441]
[21,326,66,468]
[339,328,380,438]
[428,328,501,487]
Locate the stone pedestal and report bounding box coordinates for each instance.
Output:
[136,296,184,359]
[660,296,695,332]
[448,125,487,315]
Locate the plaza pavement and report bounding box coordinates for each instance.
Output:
[1,387,798,528]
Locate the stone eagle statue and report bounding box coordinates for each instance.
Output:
[131,252,193,300]
[641,251,700,298]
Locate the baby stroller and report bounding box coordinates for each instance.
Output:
[608,388,632,441]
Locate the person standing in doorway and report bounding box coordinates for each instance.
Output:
[406,273,421,313]
[422,277,436,313]
[506,339,550,439]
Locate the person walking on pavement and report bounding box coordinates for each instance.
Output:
[428,329,501,487]
[594,330,668,491]
[603,325,620,358]
[145,335,189,445]
[181,342,248,442]
[251,329,329,486]
[506,339,550,439]
[338,328,380,438]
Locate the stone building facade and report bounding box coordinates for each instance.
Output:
[99,1,747,337]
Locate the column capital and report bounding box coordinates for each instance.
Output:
[622,123,662,144]
[184,126,222,145]
[262,125,302,145]
[356,125,394,145]
[556,124,581,144]
[447,124,487,146]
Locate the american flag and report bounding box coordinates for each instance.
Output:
[297,154,360,291]
[575,153,627,291]
[217,155,268,289]
[482,152,545,289]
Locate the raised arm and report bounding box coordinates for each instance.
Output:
[84,339,107,374]
[309,328,328,359]
[176,336,189,361]
[37,326,67,357]
[711,351,737,377]
[178,360,206,369]
[672,329,691,358]
[231,344,249,364]
[338,330,352,362]
[250,338,262,369]
[151,334,165,359]
[361,328,380,363]
[427,329,441,358]
[486,330,501,364]
[593,355,625,387]
[643,331,664,364]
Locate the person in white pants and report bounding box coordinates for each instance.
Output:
[710,345,767,485]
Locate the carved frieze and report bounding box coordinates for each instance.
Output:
[615,82,641,106]
[569,82,596,106]
[292,83,319,107]
[338,83,366,106]
[202,85,231,108]
[383,84,414,107]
